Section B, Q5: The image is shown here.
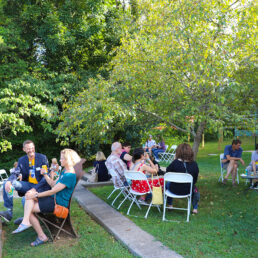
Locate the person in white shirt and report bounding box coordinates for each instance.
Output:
[144,135,156,156]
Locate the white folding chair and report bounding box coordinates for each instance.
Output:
[0,169,8,190]
[107,169,135,210]
[159,145,177,163]
[124,171,161,219]
[218,154,239,184]
[159,145,171,161]
[163,172,193,222]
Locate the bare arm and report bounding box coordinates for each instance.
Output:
[142,154,157,174]
[26,182,66,200]
[226,155,244,165]
[123,153,132,162]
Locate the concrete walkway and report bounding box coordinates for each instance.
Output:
[73,181,182,258]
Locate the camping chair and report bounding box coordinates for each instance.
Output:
[36,158,86,241]
[124,171,161,219]
[163,172,193,222]
[218,154,239,184]
[0,169,8,190]
[107,169,137,210]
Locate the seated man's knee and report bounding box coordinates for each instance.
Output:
[12,180,22,190]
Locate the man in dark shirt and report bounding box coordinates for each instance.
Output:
[0,140,49,222]
[221,139,245,186]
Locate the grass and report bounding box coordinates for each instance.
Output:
[1,199,133,258]
[90,139,258,258]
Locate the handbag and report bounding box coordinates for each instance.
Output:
[151,174,163,205]
[53,195,69,219]
[54,204,69,219]
[88,163,99,183]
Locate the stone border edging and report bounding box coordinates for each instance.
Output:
[73,181,182,258]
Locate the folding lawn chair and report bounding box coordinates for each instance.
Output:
[218,153,239,184]
[36,158,86,241]
[163,172,193,222]
[107,169,137,210]
[124,171,161,219]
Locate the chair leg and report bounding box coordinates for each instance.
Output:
[54,218,67,241]
[162,196,167,221]
[187,197,191,222]
[107,188,117,199]
[144,201,152,219]
[111,190,123,206]
[127,196,136,215]
[117,193,129,210]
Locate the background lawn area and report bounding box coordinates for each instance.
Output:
[91,139,257,258]
[1,199,133,258]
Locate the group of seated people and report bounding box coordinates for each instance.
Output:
[105,141,200,214]
[92,136,166,182]
[144,134,166,162]
[0,140,81,246]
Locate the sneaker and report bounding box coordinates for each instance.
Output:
[155,158,160,163]
[14,217,23,225]
[0,210,12,222]
[250,185,258,190]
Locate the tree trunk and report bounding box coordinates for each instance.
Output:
[192,121,206,160]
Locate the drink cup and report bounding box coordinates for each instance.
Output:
[42,165,48,173]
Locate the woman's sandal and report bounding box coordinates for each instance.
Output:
[12,223,31,234]
[31,237,48,247]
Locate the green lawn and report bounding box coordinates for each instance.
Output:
[91,140,258,258]
[1,199,133,258]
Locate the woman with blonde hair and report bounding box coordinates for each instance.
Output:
[12,149,81,246]
[93,151,111,182]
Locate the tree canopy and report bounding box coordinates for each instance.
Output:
[58,0,257,157]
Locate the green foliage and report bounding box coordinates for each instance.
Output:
[0,0,124,155]
[107,0,257,156]
[56,77,137,149]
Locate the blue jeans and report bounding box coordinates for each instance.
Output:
[166,182,200,209]
[152,149,165,160]
[3,180,36,210]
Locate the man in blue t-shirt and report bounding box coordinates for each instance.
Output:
[221,139,245,186]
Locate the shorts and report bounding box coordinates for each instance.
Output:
[222,162,229,169]
[38,196,55,213]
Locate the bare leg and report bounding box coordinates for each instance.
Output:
[225,160,235,179]
[30,203,48,244]
[232,162,238,184]
[20,199,35,225]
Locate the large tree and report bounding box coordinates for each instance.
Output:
[58,0,257,158]
[108,0,257,157]
[0,0,123,152]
